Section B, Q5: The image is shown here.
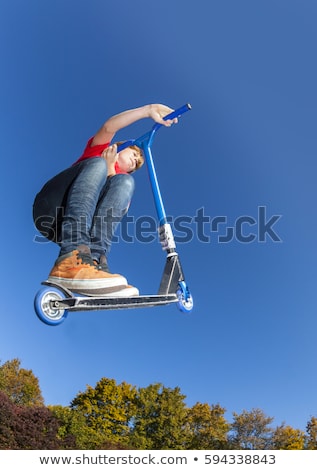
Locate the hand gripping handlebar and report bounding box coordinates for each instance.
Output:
[116,103,192,153]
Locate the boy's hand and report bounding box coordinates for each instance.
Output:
[92,103,178,146]
[148,104,178,127]
[102,144,118,176]
[102,144,118,164]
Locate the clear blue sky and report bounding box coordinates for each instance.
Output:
[1,0,316,432]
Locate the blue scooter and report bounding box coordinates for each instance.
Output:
[34,104,193,325]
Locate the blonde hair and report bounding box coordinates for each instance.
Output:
[115,141,144,173]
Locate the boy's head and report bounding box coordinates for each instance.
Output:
[115,141,144,173]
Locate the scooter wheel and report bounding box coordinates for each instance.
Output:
[34,286,68,326]
[176,281,194,313]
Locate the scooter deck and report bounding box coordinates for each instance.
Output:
[42,281,178,312]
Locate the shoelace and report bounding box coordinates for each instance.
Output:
[77,252,96,267]
[97,263,110,273]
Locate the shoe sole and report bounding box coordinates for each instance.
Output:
[99,286,140,297]
[60,285,139,297]
[47,275,128,292]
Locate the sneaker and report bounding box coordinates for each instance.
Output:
[93,257,110,273]
[47,250,128,296]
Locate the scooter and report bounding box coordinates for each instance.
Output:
[34,104,193,325]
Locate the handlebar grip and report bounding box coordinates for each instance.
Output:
[163,103,192,122]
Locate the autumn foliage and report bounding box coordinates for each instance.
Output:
[0,358,316,450]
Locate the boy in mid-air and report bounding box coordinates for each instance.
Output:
[33,104,177,297]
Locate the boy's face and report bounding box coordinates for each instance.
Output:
[117,147,140,173]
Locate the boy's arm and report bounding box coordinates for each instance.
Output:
[92,104,177,145]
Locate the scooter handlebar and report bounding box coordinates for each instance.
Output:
[151,103,192,132]
[163,103,192,122]
[116,140,135,153]
[116,103,192,152]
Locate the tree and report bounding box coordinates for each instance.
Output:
[0,359,44,407]
[14,406,61,450]
[71,377,137,447]
[0,391,18,449]
[272,424,305,450]
[185,402,230,449]
[0,391,67,450]
[229,408,274,450]
[50,405,96,449]
[306,417,317,449]
[130,383,188,449]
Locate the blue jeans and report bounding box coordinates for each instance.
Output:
[33,157,135,260]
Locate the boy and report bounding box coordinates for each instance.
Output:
[33,103,177,297]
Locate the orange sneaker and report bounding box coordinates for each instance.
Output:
[48,250,130,296]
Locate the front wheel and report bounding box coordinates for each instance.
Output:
[34,286,68,326]
[176,281,193,313]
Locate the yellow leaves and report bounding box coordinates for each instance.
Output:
[71,377,137,441]
[272,424,305,450]
[0,358,44,407]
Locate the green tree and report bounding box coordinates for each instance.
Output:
[272,424,305,450]
[185,402,230,449]
[0,359,44,407]
[130,383,188,450]
[50,405,98,449]
[71,377,137,447]
[50,404,135,450]
[306,417,317,449]
[229,408,274,450]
